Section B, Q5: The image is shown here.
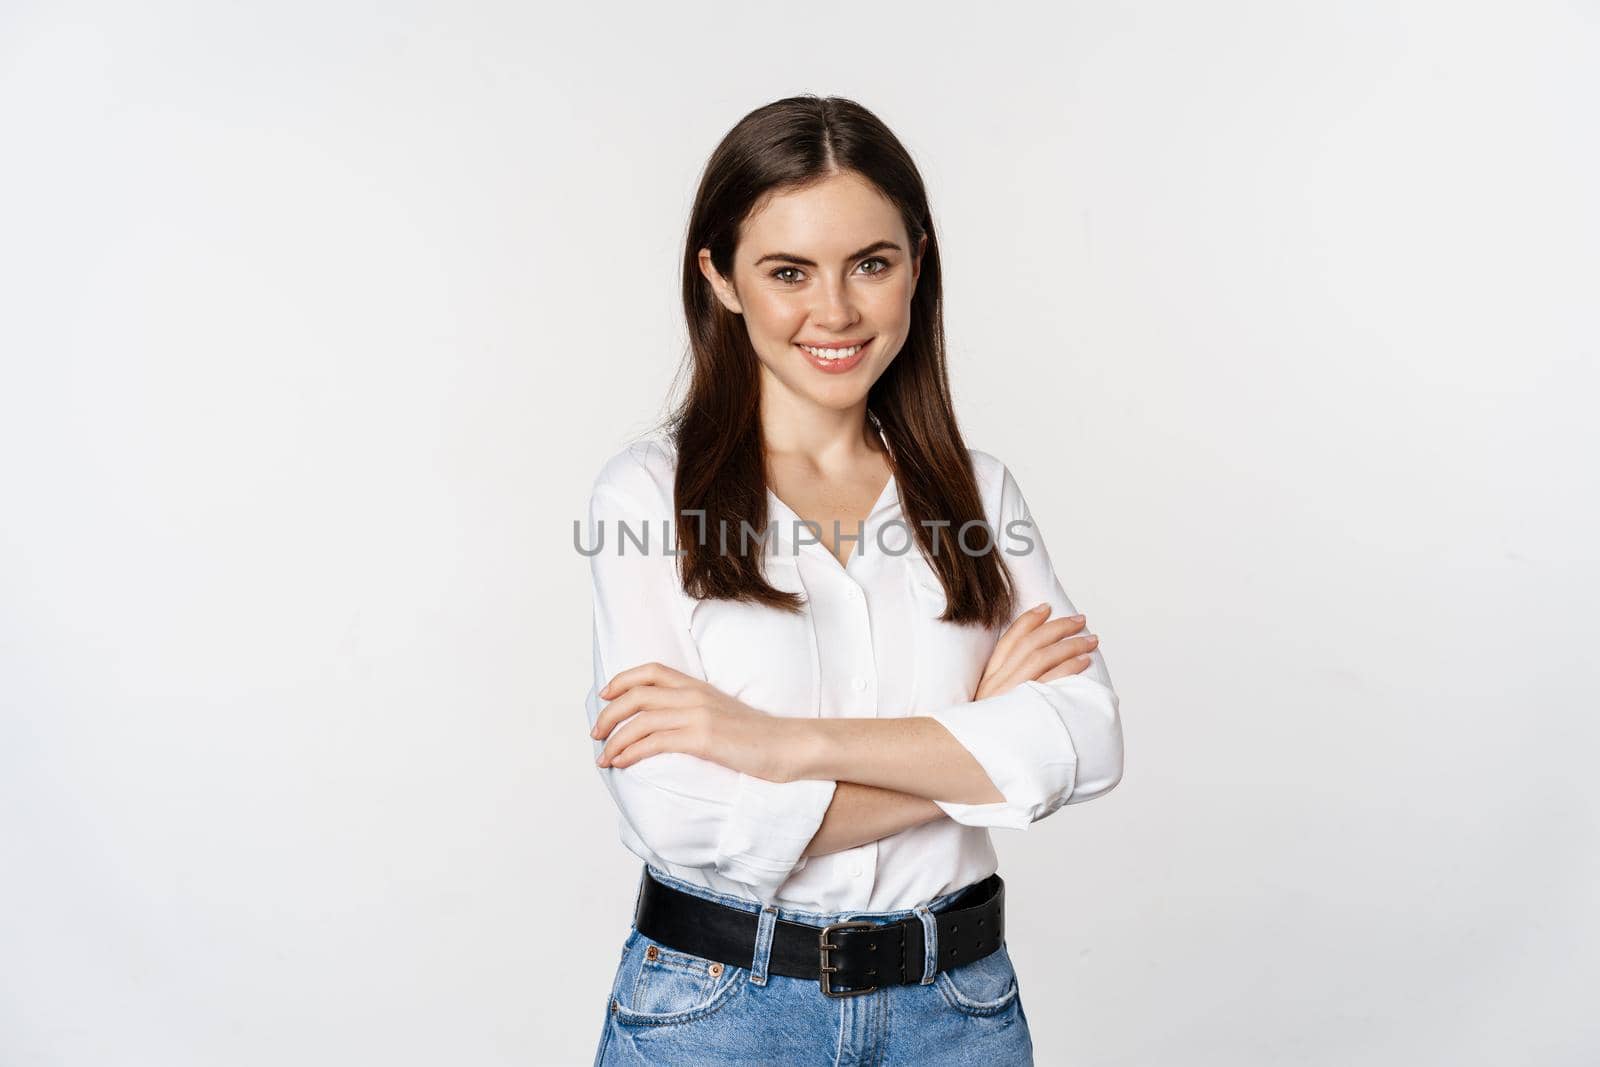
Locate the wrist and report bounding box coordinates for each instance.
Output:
[785,718,835,782]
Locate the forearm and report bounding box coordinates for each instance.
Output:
[792,717,1006,805]
[801,781,947,859]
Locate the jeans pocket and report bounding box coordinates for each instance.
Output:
[612,930,746,1028]
[935,941,1020,1017]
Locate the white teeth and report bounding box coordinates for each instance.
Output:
[799,343,863,360]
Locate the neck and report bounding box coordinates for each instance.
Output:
[757,370,882,465]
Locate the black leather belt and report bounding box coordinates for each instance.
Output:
[632,866,1006,998]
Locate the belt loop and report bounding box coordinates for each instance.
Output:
[749,905,779,986]
[913,904,938,984]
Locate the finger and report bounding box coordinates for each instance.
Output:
[1020,631,1098,680]
[597,708,689,766]
[993,612,1087,677]
[1037,655,1093,682]
[592,687,650,740]
[599,661,694,700]
[1060,631,1098,658]
[596,708,652,764]
[1015,614,1088,657]
[991,603,1052,664]
[592,684,694,739]
[606,728,694,769]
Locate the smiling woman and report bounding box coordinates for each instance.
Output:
[583,94,1122,1067]
[753,234,903,375]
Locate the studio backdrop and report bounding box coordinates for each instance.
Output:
[1,2,1595,1065]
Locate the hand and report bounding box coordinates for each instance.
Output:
[590,662,801,782]
[973,603,1099,701]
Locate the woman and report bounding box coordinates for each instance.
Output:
[582,95,1123,1066]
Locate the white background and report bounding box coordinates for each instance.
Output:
[2,2,1596,1064]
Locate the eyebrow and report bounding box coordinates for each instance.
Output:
[753,240,902,268]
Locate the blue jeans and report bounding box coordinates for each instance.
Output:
[593,865,1034,1066]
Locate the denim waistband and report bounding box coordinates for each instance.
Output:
[639,864,988,927]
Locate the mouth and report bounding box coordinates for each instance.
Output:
[795,337,872,374]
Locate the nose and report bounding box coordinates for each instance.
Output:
[810,275,860,333]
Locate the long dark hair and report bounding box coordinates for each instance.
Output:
[656,94,1014,629]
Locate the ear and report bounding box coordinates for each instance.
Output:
[911,233,928,286]
[698,249,743,314]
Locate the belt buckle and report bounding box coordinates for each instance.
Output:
[818,920,878,998]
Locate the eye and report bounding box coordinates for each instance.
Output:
[769,257,893,286]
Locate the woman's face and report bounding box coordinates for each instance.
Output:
[700,169,926,415]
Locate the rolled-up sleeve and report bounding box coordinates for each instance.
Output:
[915,461,1123,829]
[583,447,837,900]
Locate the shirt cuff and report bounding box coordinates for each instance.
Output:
[917,680,1085,829]
[714,773,838,900]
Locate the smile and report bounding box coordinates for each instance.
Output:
[794,338,873,373]
[798,342,865,360]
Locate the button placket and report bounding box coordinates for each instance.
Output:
[832,571,876,712]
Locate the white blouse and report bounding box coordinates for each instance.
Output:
[582,434,1123,913]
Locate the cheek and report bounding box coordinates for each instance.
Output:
[864,280,913,325]
[742,292,806,340]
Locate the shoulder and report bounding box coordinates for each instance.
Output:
[964,445,1023,519]
[589,432,679,509]
[965,445,1008,489]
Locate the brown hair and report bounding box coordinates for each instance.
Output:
[655,94,1014,628]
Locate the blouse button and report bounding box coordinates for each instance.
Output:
[850,677,867,693]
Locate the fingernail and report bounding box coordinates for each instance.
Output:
[1070,613,1084,621]
[1034,603,1049,613]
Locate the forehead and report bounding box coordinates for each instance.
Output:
[739,171,904,254]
